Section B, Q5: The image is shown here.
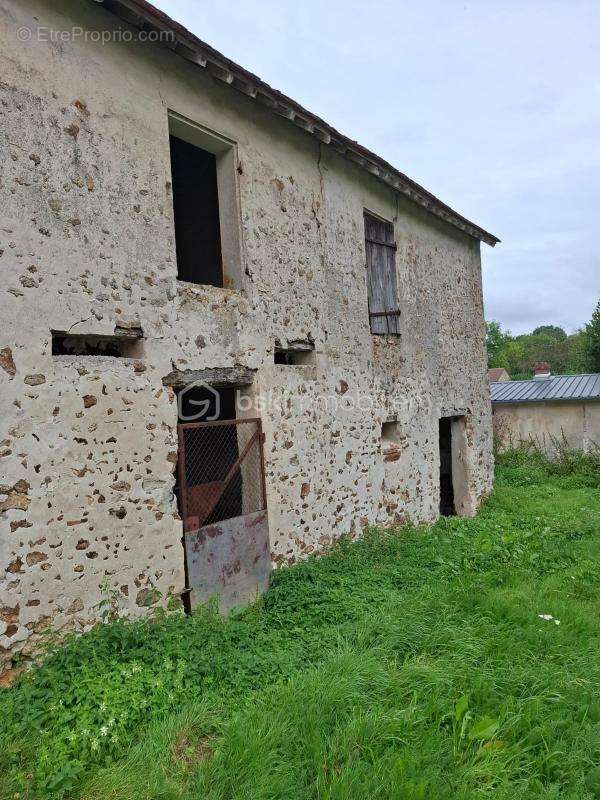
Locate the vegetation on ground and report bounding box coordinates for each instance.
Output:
[486,298,600,378]
[1,450,599,799]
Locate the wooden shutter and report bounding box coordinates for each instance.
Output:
[364,213,400,334]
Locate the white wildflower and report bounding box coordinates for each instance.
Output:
[538,613,560,625]
[100,725,109,736]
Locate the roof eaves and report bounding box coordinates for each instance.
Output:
[99,0,500,247]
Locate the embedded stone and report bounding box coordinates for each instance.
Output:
[67,598,84,613]
[24,373,45,386]
[64,123,80,138]
[26,551,48,566]
[135,588,160,607]
[0,348,16,378]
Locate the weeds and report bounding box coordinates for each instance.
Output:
[496,435,600,488]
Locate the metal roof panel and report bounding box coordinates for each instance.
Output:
[491,374,600,404]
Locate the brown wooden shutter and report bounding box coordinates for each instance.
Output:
[364,213,400,334]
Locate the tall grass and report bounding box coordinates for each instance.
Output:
[495,434,600,487]
[1,452,599,799]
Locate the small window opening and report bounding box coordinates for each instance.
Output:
[169,134,223,286]
[364,212,400,335]
[274,341,316,366]
[381,421,399,444]
[51,331,143,358]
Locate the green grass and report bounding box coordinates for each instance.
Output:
[1,451,599,799]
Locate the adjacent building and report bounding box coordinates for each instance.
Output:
[488,367,510,382]
[491,365,600,453]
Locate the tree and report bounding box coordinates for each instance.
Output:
[501,338,526,377]
[522,331,571,373]
[485,312,597,377]
[557,330,588,374]
[531,325,567,342]
[583,300,600,371]
[486,321,510,367]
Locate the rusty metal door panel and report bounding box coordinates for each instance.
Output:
[185,510,270,612]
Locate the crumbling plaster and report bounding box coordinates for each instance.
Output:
[0,0,493,663]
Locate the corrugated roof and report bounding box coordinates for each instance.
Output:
[491,374,600,404]
[97,0,499,246]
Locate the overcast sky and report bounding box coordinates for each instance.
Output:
[154,0,599,334]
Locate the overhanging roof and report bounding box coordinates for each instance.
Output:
[96,0,500,247]
[491,374,600,404]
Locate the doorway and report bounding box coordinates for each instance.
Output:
[439,417,455,516]
[175,386,270,612]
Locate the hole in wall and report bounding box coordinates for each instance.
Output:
[274,340,316,366]
[381,420,404,463]
[381,420,400,444]
[51,331,143,358]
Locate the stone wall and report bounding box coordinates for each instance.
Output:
[0,0,493,663]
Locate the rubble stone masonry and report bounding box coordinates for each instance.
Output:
[0,0,494,665]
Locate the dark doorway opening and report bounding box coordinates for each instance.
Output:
[175,386,241,611]
[169,134,223,286]
[439,417,455,516]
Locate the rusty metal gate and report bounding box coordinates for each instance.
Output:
[177,418,270,612]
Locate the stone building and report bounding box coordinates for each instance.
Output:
[0,0,498,662]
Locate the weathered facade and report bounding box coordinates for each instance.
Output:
[0,0,497,663]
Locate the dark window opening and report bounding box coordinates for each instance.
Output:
[439,417,455,516]
[169,134,223,286]
[274,341,316,366]
[364,212,401,335]
[51,331,142,358]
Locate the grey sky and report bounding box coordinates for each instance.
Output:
[154,0,599,334]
